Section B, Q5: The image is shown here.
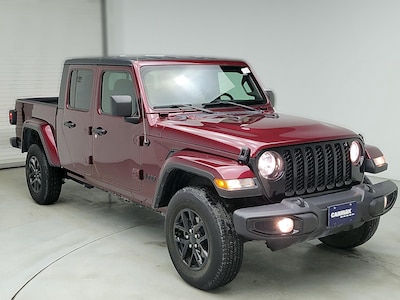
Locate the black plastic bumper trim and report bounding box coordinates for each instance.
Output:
[232,180,398,251]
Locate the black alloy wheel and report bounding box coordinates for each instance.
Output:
[165,187,243,290]
[26,144,62,205]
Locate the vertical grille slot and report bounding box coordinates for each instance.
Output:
[325,144,334,189]
[280,140,356,197]
[344,143,352,184]
[305,147,315,193]
[294,148,305,194]
[283,150,294,196]
[316,146,325,191]
[334,143,344,187]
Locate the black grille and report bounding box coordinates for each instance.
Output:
[280,140,354,197]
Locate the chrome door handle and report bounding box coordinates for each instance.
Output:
[92,127,107,136]
[63,121,76,128]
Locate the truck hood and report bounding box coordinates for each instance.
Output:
[156,111,358,157]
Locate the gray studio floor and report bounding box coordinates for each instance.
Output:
[0,167,399,300]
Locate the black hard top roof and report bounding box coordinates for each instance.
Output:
[64,55,243,66]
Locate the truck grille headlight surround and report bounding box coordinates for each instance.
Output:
[350,140,363,165]
[258,151,284,180]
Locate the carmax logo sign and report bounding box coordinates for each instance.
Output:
[330,208,354,219]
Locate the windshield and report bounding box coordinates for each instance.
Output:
[140,64,266,109]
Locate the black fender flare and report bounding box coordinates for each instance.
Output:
[153,150,261,208]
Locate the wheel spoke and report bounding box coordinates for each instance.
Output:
[179,241,190,260]
[197,235,208,244]
[199,243,209,259]
[188,210,196,227]
[32,179,38,190]
[192,219,203,229]
[174,224,186,232]
[192,248,204,266]
[181,211,191,232]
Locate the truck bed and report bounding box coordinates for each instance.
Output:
[19,97,58,105]
[14,97,58,142]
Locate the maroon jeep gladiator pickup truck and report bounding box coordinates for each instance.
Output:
[9,56,398,290]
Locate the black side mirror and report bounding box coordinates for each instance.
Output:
[265,90,275,107]
[110,95,142,124]
[110,95,132,116]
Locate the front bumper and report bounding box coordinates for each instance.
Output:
[232,180,397,251]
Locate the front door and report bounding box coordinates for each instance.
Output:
[92,67,143,197]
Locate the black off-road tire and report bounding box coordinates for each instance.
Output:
[165,187,243,290]
[26,144,63,205]
[319,217,380,249]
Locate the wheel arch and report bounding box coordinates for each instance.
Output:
[153,151,260,208]
[154,163,216,209]
[22,119,61,167]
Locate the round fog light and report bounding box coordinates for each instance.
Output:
[277,217,294,234]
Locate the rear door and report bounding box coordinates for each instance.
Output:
[91,66,143,197]
[57,65,96,176]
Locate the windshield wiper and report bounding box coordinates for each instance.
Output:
[153,103,213,114]
[202,100,259,111]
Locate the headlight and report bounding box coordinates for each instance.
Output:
[350,140,362,165]
[258,151,284,180]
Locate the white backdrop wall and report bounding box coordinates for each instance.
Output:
[107,0,399,180]
[0,0,103,168]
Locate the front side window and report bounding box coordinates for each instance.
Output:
[101,71,135,115]
[69,69,93,111]
[140,64,265,108]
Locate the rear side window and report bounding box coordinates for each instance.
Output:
[69,69,93,111]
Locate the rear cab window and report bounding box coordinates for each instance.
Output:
[68,69,94,111]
